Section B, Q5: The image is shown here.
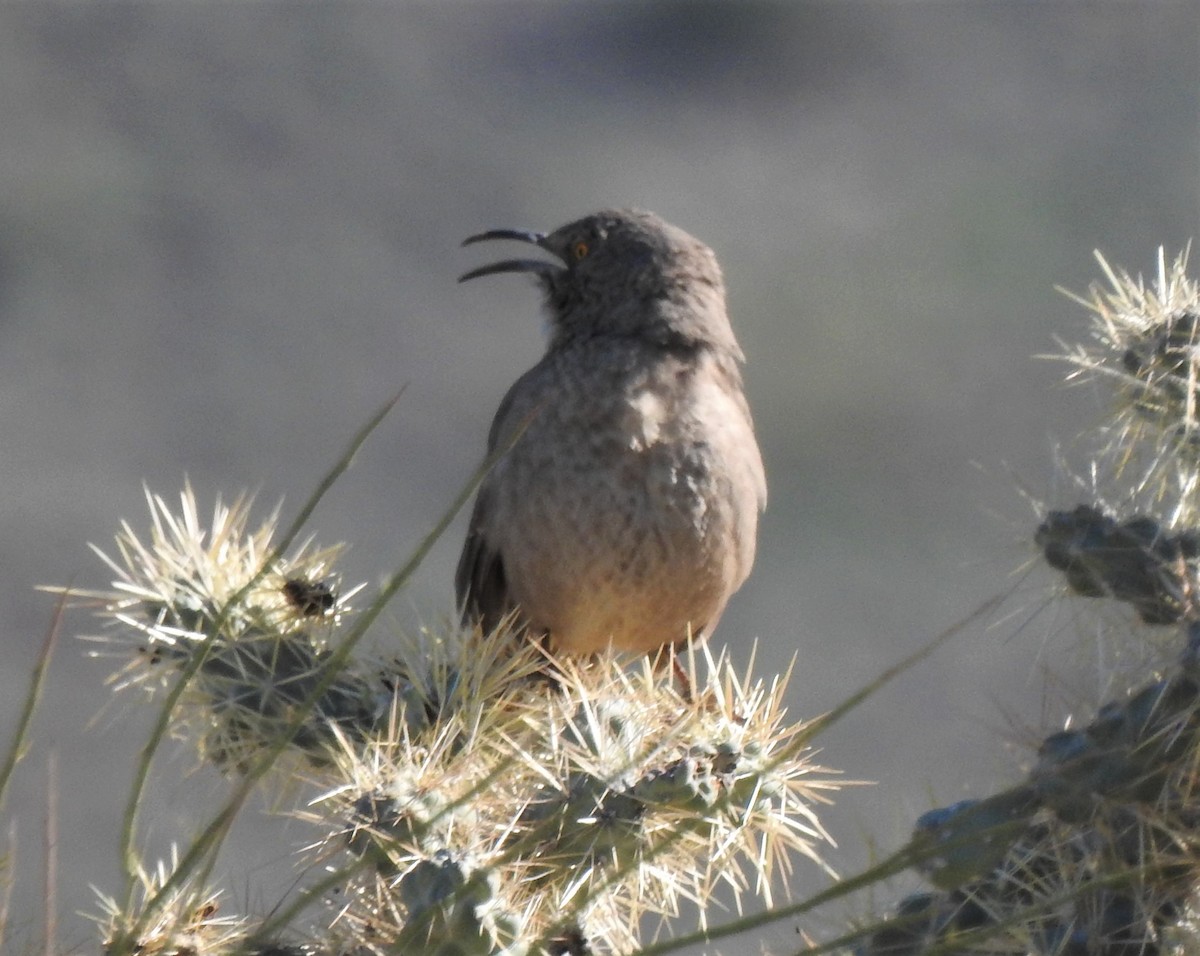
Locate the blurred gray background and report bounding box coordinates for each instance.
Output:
[0,2,1197,951]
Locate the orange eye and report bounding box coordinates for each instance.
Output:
[572,241,589,260]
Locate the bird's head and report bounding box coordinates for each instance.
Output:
[460,209,741,357]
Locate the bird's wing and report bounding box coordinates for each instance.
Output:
[454,365,544,632]
[455,484,515,632]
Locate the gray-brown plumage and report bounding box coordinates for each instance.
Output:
[456,208,765,657]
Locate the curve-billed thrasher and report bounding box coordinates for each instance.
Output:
[456,208,766,657]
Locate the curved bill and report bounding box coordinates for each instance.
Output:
[458,258,563,283]
[459,226,565,283]
[461,228,547,247]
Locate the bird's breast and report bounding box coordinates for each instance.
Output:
[622,387,670,450]
[479,343,761,654]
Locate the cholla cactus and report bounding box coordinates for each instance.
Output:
[1058,246,1200,508]
[316,645,836,953]
[79,486,377,772]
[94,853,248,956]
[857,250,1200,956]
[77,485,839,955]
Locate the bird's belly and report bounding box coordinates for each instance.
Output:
[497,447,737,654]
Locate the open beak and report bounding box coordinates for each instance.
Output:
[458,228,565,283]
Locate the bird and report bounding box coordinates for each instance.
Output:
[455,208,766,659]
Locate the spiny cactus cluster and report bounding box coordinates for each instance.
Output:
[1036,505,1199,626]
[80,488,380,773]
[1058,248,1200,501]
[863,645,1200,956]
[77,485,838,955]
[860,250,1200,956]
